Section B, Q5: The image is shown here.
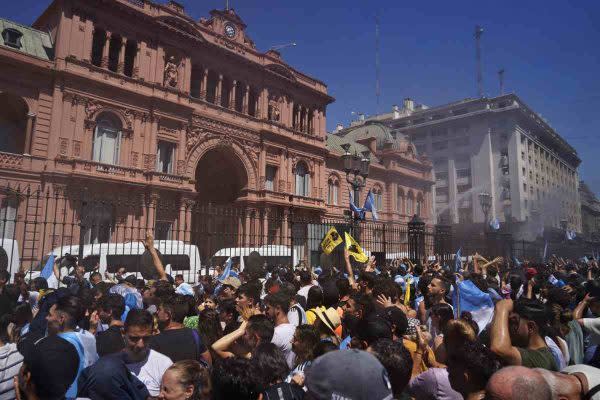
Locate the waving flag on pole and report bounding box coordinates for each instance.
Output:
[489,217,500,231]
[454,248,462,272]
[214,257,239,296]
[40,254,55,280]
[348,190,366,220]
[543,241,548,263]
[512,255,522,267]
[363,190,379,221]
[344,232,369,263]
[452,279,494,334]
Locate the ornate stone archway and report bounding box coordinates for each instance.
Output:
[186,135,258,194]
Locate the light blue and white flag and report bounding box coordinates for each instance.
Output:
[454,248,462,272]
[489,217,500,231]
[214,257,239,295]
[566,230,576,241]
[512,255,522,267]
[348,190,366,220]
[40,254,55,280]
[363,190,379,221]
[452,279,494,334]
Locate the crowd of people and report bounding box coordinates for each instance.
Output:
[0,233,598,399]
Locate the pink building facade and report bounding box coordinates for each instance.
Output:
[0,0,433,268]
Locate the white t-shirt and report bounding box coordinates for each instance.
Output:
[562,365,600,400]
[126,349,173,397]
[272,323,296,369]
[582,318,600,345]
[297,285,314,301]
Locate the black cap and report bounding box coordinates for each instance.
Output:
[305,350,393,400]
[124,274,138,285]
[21,336,80,398]
[383,306,408,336]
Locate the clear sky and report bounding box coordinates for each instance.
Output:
[5,0,600,192]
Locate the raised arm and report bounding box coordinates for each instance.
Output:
[343,247,357,289]
[143,233,167,281]
[211,320,248,359]
[574,293,594,323]
[490,299,522,365]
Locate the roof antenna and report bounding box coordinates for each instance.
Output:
[498,68,505,95]
[475,25,484,97]
[375,12,381,113]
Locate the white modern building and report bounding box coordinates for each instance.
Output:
[358,94,581,233]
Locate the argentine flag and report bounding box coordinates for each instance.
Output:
[363,190,379,221]
[489,217,500,231]
[452,279,494,334]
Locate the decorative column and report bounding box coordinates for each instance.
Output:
[24,112,36,155]
[83,20,94,63]
[282,208,290,246]
[262,208,269,245]
[117,36,127,74]
[230,80,237,109]
[288,99,295,128]
[200,68,208,100]
[216,74,223,105]
[133,41,141,78]
[243,84,250,114]
[182,56,191,94]
[303,107,309,133]
[101,31,111,68]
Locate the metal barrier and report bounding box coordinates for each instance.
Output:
[0,185,449,280]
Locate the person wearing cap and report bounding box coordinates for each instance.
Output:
[218,276,241,301]
[305,349,394,400]
[264,291,296,368]
[490,298,558,370]
[16,335,80,400]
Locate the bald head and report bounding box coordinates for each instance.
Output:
[486,367,552,400]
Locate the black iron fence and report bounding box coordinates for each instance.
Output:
[0,185,447,281]
[454,228,600,263]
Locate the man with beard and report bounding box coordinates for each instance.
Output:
[123,309,172,396]
[93,293,126,356]
[490,298,558,370]
[46,294,98,399]
[149,295,212,366]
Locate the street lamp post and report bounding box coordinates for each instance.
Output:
[340,143,371,211]
[478,192,492,230]
[479,191,492,256]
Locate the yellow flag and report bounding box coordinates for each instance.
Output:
[344,232,368,263]
[404,278,413,306]
[321,227,343,255]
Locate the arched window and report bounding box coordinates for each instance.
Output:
[406,192,414,216]
[397,188,404,213]
[295,162,310,197]
[373,186,383,211]
[0,93,28,154]
[328,178,339,205]
[93,113,122,165]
